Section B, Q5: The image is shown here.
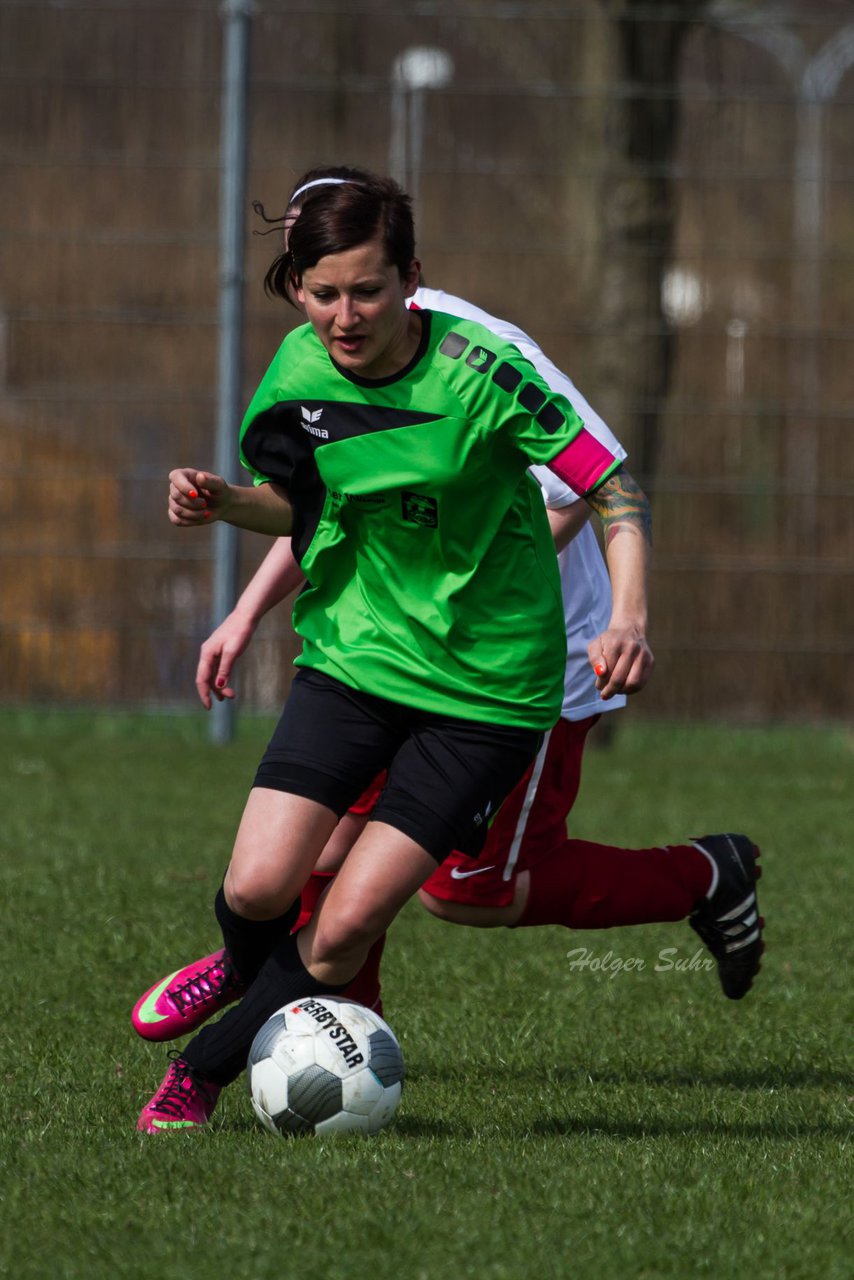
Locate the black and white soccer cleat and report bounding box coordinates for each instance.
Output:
[689,833,764,1000]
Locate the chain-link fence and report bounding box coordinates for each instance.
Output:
[1,0,852,721]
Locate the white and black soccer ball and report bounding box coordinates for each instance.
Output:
[247,996,405,1136]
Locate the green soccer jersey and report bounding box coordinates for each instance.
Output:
[240,309,597,729]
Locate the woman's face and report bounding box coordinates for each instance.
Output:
[296,235,420,379]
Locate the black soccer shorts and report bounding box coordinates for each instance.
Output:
[253,668,543,862]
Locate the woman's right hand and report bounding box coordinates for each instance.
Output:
[168,468,232,526]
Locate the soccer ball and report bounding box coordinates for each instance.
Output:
[247,996,405,1136]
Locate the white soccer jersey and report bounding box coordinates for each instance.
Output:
[412,286,628,721]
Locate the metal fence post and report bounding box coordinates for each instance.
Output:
[211,0,252,745]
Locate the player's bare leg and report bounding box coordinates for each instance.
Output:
[418,873,529,928]
[298,823,438,984]
[224,787,339,919]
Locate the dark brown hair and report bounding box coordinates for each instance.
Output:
[259,168,415,306]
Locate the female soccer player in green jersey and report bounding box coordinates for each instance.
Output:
[137,170,760,1133]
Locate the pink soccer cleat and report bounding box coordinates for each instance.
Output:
[132,948,246,1042]
[137,1053,221,1133]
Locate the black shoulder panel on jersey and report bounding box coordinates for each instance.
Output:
[243,401,442,465]
[303,402,443,442]
[241,403,328,563]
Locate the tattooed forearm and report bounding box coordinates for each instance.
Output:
[585,469,653,547]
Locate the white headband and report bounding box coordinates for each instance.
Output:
[288,177,353,207]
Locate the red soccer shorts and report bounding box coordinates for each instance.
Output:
[420,714,598,908]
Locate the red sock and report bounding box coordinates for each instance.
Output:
[294,872,386,1014]
[515,838,712,930]
[342,934,386,1015]
[293,871,335,932]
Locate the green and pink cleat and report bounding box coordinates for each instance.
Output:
[132,949,246,1042]
[137,1053,221,1133]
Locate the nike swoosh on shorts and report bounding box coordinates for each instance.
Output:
[449,865,495,880]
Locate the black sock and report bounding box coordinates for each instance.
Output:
[182,928,347,1086]
[215,884,299,984]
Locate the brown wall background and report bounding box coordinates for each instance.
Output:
[1,0,852,721]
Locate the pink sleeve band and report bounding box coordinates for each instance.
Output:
[546,428,620,496]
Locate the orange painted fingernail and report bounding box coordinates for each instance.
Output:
[594,662,607,677]
[188,489,198,499]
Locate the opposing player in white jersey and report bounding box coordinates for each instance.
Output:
[293,285,761,975]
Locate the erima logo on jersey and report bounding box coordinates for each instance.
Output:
[301,406,329,439]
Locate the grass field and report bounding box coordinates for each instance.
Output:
[0,711,850,1280]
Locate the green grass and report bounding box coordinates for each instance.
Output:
[0,712,851,1280]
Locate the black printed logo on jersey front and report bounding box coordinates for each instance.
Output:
[402,491,438,528]
[329,489,387,513]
